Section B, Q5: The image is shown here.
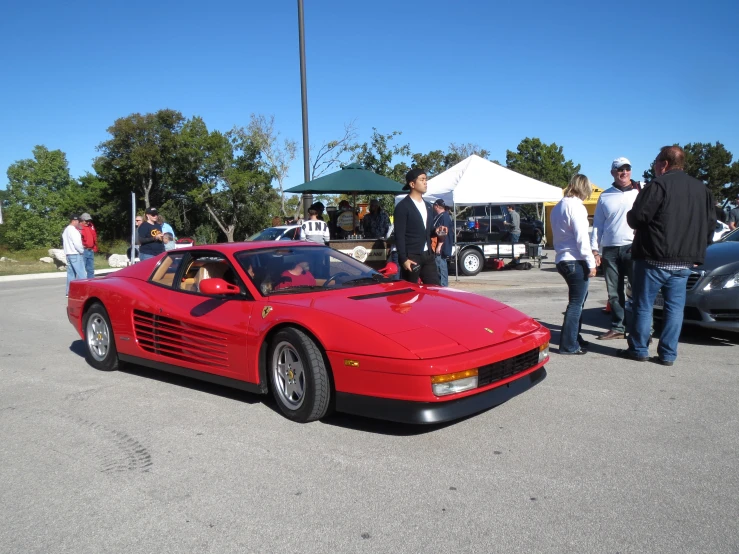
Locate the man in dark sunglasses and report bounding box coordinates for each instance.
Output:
[590,157,644,341]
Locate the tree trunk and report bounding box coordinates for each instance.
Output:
[205,204,231,242]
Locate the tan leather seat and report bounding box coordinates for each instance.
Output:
[193,263,228,292]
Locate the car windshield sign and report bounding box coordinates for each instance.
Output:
[234,245,388,296]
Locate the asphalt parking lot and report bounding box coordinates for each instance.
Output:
[1,258,737,554]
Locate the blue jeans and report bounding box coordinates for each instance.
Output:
[601,245,632,333]
[435,256,449,286]
[83,249,95,278]
[139,253,156,261]
[66,254,86,295]
[557,260,590,353]
[510,233,520,243]
[629,260,690,362]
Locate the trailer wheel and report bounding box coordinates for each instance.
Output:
[460,249,484,276]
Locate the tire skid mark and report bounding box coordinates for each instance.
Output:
[19,407,153,473]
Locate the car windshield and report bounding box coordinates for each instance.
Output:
[247,228,287,241]
[720,228,739,242]
[234,245,389,296]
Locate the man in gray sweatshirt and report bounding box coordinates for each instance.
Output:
[591,157,641,340]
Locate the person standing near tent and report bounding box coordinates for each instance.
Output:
[432,199,453,286]
[551,175,596,355]
[394,168,441,285]
[591,157,642,340]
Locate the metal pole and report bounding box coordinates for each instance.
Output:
[297,0,312,219]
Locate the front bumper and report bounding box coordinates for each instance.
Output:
[653,287,739,332]
[335,366,546,424]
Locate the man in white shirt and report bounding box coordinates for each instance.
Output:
[62,214,86,296]
[591,157,641,340]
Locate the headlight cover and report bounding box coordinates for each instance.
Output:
[538,343,550,363]
[703,273,739,291]
[431,369,478,396]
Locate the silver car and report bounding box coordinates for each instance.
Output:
[653,229,739,332]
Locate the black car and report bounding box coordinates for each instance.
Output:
[458,205,544,244]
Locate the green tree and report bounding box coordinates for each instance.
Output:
[505,138,580,188]
[350,129,411,212]
[684,142,738,203]
[247,114,297,216]
[410,143,495,178]
[3,145,74,249]
[185,123,279,242]
[94,109,186,211]
[310,121,358,179]
[445,142,492,167]
[641,142,739,203]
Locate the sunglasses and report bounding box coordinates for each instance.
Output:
[616,166,631,172]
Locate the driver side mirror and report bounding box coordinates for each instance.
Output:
[378,262,398,277]
[198,278,240,296]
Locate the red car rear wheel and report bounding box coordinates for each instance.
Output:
[83,303,119,372]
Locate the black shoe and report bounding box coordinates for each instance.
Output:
[616,349,648,362]
[651,357,674,366]
[560,349,587,356]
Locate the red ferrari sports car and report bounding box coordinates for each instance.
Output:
[68,242,549,424]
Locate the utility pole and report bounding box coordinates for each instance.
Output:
[297,0,312,218]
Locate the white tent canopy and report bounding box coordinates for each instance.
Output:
[420,154,563,206]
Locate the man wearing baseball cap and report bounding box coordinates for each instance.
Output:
[590,157,643,340]
[432,199,453,286]
[137,207,165,260]
[62,215,85,296]
[79,212,98,278]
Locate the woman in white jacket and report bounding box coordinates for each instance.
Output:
[550,175,596,355]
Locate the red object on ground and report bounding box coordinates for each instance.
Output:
[66,242,549,424]
[491,259,505,270]
[603,300,612,313]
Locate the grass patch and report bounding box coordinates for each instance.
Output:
[0,247,120,277]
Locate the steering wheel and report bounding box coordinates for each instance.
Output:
[323,272,351,287]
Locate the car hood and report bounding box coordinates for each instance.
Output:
[273,285,541,357]
[702,242,739,272]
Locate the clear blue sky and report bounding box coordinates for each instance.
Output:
[1,0,737,191]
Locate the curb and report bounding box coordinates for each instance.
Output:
[0,268,122,283]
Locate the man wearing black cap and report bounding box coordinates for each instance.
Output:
[393,168,441,285]
[138,207,165,260]
[432,199,453,286]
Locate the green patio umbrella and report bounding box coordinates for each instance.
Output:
[285,163,405,195]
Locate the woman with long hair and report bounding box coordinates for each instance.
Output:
[550,174,596,355]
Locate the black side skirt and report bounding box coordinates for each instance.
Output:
[119,354,268,395]
[335,367,546,424]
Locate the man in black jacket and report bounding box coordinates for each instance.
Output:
[618,146,715,366]
[394,168,441,284]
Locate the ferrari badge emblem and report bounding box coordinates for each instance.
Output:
[262,306,273,319]
[484,328,494,334]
